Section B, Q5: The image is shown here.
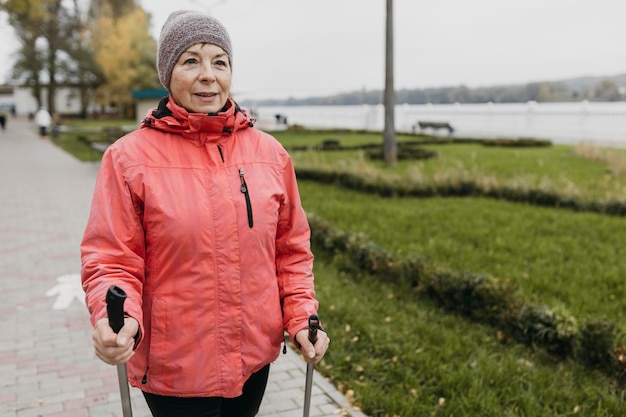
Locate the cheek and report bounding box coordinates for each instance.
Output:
[170,75,192,102]
[219,73,232,92]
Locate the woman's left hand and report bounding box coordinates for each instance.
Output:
[295,328,330,364]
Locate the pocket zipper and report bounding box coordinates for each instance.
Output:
[239,168,253,228]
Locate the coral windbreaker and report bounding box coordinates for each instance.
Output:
[81,96,318,397]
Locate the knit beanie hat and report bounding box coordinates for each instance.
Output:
[157,10,233,89]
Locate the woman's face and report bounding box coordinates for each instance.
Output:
[169,43,232,114]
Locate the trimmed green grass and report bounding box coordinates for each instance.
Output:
[52,118,136,162]
[53,124,626,416]
[279,131,626,416]
[320,146,624,202]
[300,182,626,326]
[313,252,626,416]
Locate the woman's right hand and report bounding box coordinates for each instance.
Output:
[92,316,139,365]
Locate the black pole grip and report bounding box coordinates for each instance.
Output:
[106,286,127,334]
[308,314,320,345]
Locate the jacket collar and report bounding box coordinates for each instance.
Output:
[141,95,254,143]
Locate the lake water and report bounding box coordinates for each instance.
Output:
[253,101,626,148]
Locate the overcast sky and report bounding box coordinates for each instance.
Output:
[1,0,625,100]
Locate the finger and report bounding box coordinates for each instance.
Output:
[116,328,135,347]
[297,333,316,359]
[93,328,117,351]
[95,348,134,365]
[94,318,119,346]
[116,317,139,347]
[312,334,330,362]
[95,343,135,365]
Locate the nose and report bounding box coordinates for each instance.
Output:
[199,63,217,83]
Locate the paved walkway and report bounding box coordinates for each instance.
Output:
[0,117,367,417]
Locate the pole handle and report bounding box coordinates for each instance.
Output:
[308,314,320,345]
[106,286,127,334]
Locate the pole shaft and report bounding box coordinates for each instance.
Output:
[107,286,133,417]
[303,314,320,417]
[117,364,133,417]
[303,363,314,417]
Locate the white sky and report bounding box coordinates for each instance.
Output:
[1,0,625,100]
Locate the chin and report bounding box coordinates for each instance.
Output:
[196,103,225,114]
[187,106,217,114]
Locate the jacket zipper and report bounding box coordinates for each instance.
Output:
[239,167,253,228]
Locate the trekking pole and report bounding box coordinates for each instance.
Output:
[106,286,134,417]
[303,314,320,417]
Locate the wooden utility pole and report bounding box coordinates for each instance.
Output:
[383,0,397,166]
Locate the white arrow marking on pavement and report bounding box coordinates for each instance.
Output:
[46,273,86,310]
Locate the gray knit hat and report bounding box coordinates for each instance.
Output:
[157,10,232,89]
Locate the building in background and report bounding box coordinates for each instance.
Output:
[131,88,168,123]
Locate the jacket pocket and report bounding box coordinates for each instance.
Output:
[143,296,169,383]
[239,167,253,228]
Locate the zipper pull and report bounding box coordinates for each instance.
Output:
[239,168,247,193]
[239,168,253,228]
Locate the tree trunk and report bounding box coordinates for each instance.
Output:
[383,0,397,166]
[47,55,57,116]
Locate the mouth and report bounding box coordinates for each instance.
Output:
[195,92,217,98]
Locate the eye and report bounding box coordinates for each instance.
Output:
[214,59,227,67]
[184,57,198,65]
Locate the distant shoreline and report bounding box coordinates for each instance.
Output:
[252,101,626,148]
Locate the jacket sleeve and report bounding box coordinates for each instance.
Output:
[275,154,319,342]
[80,145,145,342]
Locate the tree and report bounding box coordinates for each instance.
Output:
[383,0,397,166]
[2,0,50,108]
[594,78,620,102]
[11,27,45,107]
[90,0,137,20]
[93,5,158,118]
[60,0,104,117]
[1,0,87,114]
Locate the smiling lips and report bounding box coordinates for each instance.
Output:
[196,92,216,98]
[194,92,219,104]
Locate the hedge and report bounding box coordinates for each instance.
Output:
[307,213,625,384]
[295,167,626,217]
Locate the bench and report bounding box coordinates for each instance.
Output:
[413,121,454,135]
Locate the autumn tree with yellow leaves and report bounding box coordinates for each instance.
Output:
[0,0,159,118]
[93,3,159,118]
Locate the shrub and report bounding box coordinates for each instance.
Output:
[482,138,552,147]
[427,270,518,325]
[308,212,624,381]
[507,305,579,357]
[298,166,626,217]
[365,143,438,161]
[577,318,620,370]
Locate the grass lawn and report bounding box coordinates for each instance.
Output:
[54,124,626,416]
[313,252,625,416]
[52,118,136,162]
[299,182,626,326]
[279,130,626,416]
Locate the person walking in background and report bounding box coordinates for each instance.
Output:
[80,10,329,417]
[0,110,6,130]
[35,107,52,138]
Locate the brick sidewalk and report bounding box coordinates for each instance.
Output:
[0,117,366,417]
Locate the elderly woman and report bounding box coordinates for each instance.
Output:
[81,10,329,417]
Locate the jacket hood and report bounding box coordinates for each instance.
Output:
[141,95,255,143]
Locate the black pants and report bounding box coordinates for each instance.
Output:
[142,364,270,417]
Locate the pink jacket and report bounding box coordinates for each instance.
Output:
[81,97,317,397]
